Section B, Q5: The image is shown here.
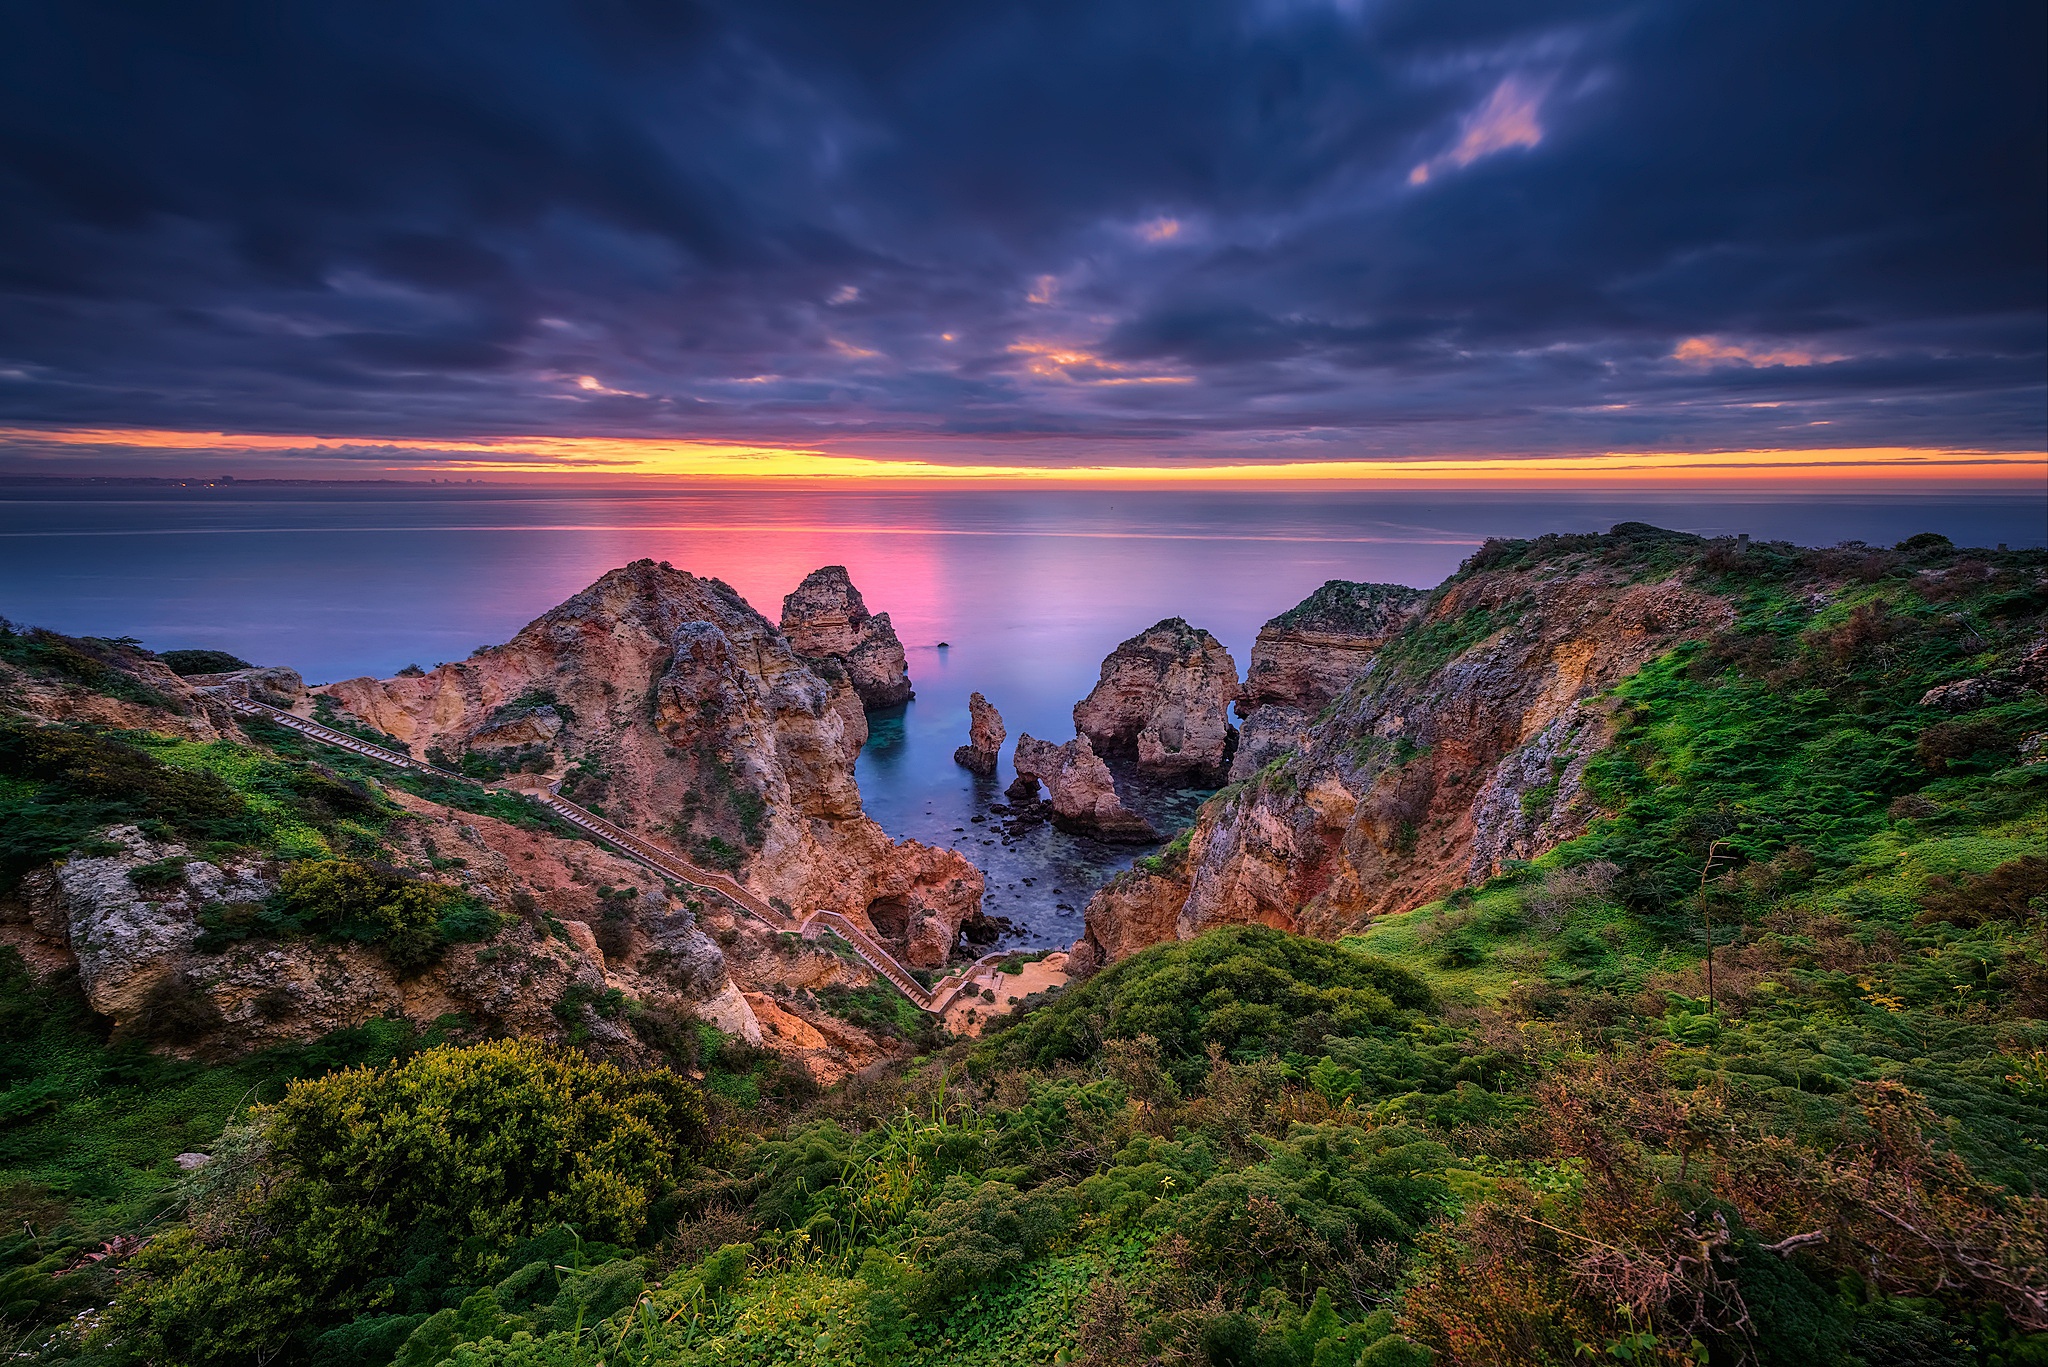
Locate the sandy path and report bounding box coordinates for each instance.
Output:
[941,951,1072,1037]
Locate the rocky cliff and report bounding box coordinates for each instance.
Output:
[780,565,914,710]
[322,560,985,964]
[1072,618,1240,782]
[0,804,774,1056]
[1080,526,1741,963]
[0,626,934,1080]
[1231,580,1423,781]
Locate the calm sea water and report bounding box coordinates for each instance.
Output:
[3,484,2039,945]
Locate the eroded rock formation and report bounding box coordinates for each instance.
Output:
[1013,733,1157,841]
[953,692,1005,775]
[780,565,914,709]
[1231,580,1423,781]
[1073,618,1240,781]
[0,811,764,1063]
[1078,528,1740,963]
[324,560,986,962]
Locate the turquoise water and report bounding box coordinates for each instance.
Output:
[3,484,2038,945]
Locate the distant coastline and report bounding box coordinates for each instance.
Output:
[0,473,484,486]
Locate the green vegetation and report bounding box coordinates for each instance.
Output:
[102,1039,719,1366]
[669,738,771,867]
[236,713,589,840]
[1133,825,1194,877]
[1369,602,1523,682]
[3,535,2045,1365]
[817,982,936,1045]
[312,693,414,754]
[154,649,252,677]
[0,951,475,1353]
[0,722,396,889]
[0,621,172,708]
[198,858,505,971]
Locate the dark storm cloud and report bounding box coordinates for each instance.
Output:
[0,0,2039,459]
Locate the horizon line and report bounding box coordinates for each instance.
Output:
[0,426,2043,488]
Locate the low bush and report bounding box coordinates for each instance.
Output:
[199,858,502,970]
[974,925,1432,1082]
[103,1040,720,1365]
[157,648,252,676]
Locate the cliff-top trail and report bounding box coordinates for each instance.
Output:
[4,522,2045,1367]
[0,559,989,1084]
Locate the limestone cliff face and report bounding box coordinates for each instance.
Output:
[324,560,984,960]
[780,565,914,710]
[1073,618,1241,782]
[1013,733,1158,841]
[0,641,238,742]
[1079,533,1736,963]
[0,811,763,1067]
[1231,581,1424,781]
[953,692,1004,775]
[1072,865,1183,972]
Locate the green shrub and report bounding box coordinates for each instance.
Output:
[158,648,252,676]
[104,1040,720,1364]
[975,925,1432,1080]
[231,858,500,970]
[0,620,172,706]
[906,1176,1075,1307]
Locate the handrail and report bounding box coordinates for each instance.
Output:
[532,792,791,931]
[925,950,1015,1013]
[801,910,934,1008]
[215,694,468,779]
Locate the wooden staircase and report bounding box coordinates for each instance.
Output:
[209,690,977,1016]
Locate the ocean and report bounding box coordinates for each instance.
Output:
[4,483,2039,945]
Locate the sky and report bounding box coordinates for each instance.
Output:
[0,0,2042,484]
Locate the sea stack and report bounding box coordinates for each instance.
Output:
[1012,733,1158,842]
[779,565,914,709]
[953,692,1005,775]
[1073,618,1240,783]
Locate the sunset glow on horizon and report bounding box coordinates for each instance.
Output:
[0,425,2040,488]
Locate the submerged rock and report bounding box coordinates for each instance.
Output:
[779,565,914,709]
[1013,733,1157,842]
[953,692,1005,775]
[1073,618,1241,782]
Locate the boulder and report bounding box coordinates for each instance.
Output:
[1073,619,1241,782]
[468,703,564,749]
[780,565,913,709]
[952,692,1005,775]
[1919,678,2022,711]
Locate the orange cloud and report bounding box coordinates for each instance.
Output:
[1674,336,1845,368]
[1005,341,1193,385]
[2,426,2039,487]
[566,374,646,397]
[1411,75,1547,184]
[1137,217,1181,242]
